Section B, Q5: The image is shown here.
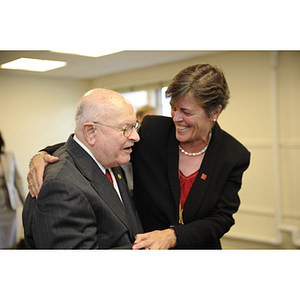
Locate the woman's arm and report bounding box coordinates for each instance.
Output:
[27,143,64,198]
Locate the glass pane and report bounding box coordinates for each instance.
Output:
[161,86,171,117]
[121,90,148,112]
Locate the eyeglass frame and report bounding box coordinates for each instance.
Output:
[91,120,141,137]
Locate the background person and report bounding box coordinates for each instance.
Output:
[0,131,25,249]
[136,105,156,122]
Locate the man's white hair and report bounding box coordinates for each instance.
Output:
[74,88,119,130]
[75,96,100,129]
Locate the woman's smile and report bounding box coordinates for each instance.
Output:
[176,124,189,131]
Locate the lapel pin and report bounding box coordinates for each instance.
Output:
[118,174,122,179]
[201,173,207,180]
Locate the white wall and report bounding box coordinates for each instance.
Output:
[0,72,90,183]
[0,72,90,241]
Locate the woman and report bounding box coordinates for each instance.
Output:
[0,131,25,249]
[132,64,250,249]
[27,64,250,249]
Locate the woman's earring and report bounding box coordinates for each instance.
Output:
[213,119,217,122]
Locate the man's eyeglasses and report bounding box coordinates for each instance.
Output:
[92,121,141,137]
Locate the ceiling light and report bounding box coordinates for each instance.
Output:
[50,49,123,57]
[0,57,67,72]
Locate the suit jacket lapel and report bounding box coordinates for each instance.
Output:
[111,168,142,239]
[65,135,136,238]
[183,123,222,222]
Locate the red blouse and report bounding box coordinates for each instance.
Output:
[179,169,199,208]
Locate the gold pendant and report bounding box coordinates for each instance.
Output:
[179,202,184,225]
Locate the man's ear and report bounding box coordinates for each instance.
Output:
[82,123,96,146]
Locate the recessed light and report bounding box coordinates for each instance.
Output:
[0,57,67,72]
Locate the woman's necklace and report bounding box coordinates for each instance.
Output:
[178,130,212,157]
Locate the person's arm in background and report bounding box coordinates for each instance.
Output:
[27,143,64,198]
[13,152,26,202]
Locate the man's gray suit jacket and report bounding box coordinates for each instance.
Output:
[22,135,143,249]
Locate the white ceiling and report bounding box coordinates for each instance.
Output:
[0,50,215,80]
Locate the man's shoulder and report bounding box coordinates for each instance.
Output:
[44,147,74,181]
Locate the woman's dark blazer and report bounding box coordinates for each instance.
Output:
[131,115,250,249]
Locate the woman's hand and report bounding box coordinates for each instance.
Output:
[132,228,177,250]
[27,152,59,198]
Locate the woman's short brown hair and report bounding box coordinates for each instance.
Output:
[166,64,230,117]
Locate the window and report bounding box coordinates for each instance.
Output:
[121,87,171,117]
[161,86,171,117]
[121,90,148,112]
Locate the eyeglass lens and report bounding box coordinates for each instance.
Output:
[124,122,140,137]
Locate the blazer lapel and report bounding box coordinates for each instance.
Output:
[167,125,181,211]
[183,123,223,222]
[1,153,13,184]
[65,136,135,237]
[0,154,9,183]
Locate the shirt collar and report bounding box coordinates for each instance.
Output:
[73,134,106,174]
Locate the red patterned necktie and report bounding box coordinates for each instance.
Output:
[105,169,113,185]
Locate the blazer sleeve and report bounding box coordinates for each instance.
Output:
[32,179,99,249]
[174,149,250,249]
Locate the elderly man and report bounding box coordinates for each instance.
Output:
[23,88,143,249]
